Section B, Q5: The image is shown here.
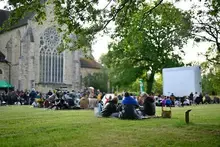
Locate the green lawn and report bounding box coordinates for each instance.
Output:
[0,105,220,147]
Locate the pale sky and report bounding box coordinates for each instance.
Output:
[0,0,212,63]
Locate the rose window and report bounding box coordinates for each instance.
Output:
[43,27,60,49]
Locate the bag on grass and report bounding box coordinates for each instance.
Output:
[161,106,171,118]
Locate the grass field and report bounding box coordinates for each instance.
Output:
[0,105,220,147]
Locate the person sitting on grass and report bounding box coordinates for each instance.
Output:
[117,95,123,104]
[142,95,156,116]
[165,97,172,107]
[118,92,142,120]
[162,97,166,107]
[204,94,211,104]
[105,95,112,105]
[175,99,181,107]
[46,90,53,98]
[180,96,185,107]
[80,94,89,109]
[101,97,118,117]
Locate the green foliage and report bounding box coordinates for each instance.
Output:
[208,0,220,16]
[195,0,220,93]
[103,3,191,93]
[0,0,164,52]
[130,79,140,93]
[83,68,108,92]
[201,63,220,95]
[203,46,220,65]
[0,0,197,53]
[124,74,162,94]
[1,0,216,56]
[153,74,163,94]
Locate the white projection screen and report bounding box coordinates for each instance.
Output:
[162,66,202,97]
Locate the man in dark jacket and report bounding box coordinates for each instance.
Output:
[29,89,37,105]
[119,92,142,120]
[101,97,118,117]
[189,92,194,105]
[195,93,203,104]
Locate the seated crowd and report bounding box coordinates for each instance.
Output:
[98,91,220,119]
[100,92,156,119]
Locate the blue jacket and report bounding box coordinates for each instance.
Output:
[122,96,138,105]
[166,99,172,105]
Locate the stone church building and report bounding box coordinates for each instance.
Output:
[0,6,101,93]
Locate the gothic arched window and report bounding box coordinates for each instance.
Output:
[39,27,63,83]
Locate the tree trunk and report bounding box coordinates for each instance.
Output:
[146,71,155,94]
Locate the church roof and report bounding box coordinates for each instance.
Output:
[0,1,48,31]
[80,58,102,69]
[0,9,34,32]
[0,51,9,63]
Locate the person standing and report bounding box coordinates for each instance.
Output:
[189,92,194,105]
[29,89,37,105]
[170,93,175,106]
[199,93,203,104]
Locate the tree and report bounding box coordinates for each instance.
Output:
[0,0,204,52]
[153,74,163,94]
[83,68,108,92]
[193,0,220,64]
[103,3,191,93]
[201,61,220,94]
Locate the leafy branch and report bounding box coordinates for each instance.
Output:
[102,0,131,30]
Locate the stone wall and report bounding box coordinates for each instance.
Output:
[0,3,98,93]
[25,5,77,93]
[35,83,73,94]
[72,50,81,91]
[0,26,27,59]
[63,50,73,85]
[0,62,9,82]
[0,25,28,90]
